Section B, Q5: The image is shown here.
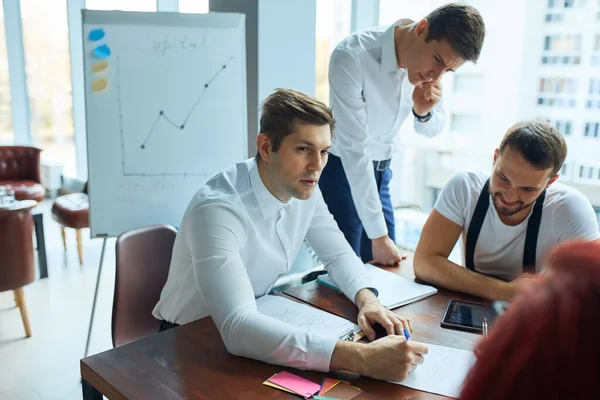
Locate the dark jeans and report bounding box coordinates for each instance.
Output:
[319,154,395,263]
[159,320,180,332]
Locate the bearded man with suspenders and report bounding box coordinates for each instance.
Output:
[413,120,600,300]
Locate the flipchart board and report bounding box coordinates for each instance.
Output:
[81,10,247,237]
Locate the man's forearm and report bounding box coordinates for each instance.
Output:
[329,340,366,374]
[354,287,379,308]
[414,253,512,300]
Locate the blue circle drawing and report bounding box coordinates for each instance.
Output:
[93,44,111,60]
[88,28,105,41]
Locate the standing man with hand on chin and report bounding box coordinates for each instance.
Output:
[320,3,485,265]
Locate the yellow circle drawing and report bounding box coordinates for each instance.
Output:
[92,60,109,73]
[91,78,109,92]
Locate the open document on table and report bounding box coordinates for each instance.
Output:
[391,343,476,398]
[317,263,437,309]
[256,295,362,341]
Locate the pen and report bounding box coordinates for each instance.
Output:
[483,317,488,338]
[403,329,410,340]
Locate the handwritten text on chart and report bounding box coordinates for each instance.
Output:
[137,33,207,55]
[116,180,176,191]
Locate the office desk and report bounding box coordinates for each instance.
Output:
[81,264,483,399]
[284,261,483,351]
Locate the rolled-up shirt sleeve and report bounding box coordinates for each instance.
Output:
[186,203,337,371]
[305,189,375,302]
[329,48,387,239]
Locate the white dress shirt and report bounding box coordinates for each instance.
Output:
[329,20,445,239]
[153,158,373,372]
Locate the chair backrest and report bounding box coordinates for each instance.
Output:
[0,200,36,293]
[0,146,42,182]
[112,224,177,347]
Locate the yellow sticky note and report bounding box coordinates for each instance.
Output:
[92,60,108,73]
[91,78,109,92]
[263,378,296,395]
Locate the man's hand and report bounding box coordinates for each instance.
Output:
[372,235,406,266]
[506,272,544,299]
[355,289,412,341]
[360,336,428,381]
[412,81,442,117]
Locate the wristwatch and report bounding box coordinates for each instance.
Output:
[412,107,432,123]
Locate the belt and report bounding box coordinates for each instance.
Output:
[373,158,391,171]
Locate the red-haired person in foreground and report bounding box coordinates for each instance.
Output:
[460,239,600,400]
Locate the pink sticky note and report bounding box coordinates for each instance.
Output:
[268,371,321,398]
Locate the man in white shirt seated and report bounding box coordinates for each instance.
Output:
[153,89,428,382]
[320,4,485,266]
[414,120,600,300]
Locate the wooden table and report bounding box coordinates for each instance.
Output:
[81,260,484,399]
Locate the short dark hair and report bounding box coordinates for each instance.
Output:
[424,3,486,63]
[257,88,335,159]
[498,120,567,175]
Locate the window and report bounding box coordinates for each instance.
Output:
[20,0,75,175]
[539,78,577,93]
[543,35,581,51]
[178,0,209,13]
[453,74,484,93]
[577,165,600,180]
[584,122,600,137]
[451,114,482,135]
[315,0,351,104]
[0,3,13,145]
[85,0,156,11]
[590,79,600,94]
[545,13,564,22]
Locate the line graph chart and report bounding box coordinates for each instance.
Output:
[115,54,236,177]
[140,56,234,149]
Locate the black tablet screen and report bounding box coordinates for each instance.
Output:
[446,301,496,329]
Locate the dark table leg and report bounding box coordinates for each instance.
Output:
[82,379,103,400]
[32,213,48,279]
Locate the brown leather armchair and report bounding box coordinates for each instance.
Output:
[0,200,37,337]
[0,146,45,202]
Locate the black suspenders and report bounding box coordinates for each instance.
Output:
[465,179,546,274]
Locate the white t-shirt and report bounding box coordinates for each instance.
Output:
[434,171,600,281]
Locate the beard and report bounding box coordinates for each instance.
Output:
[489,191,536,217]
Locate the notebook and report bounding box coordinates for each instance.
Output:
[256,295,363,341]
[317,263,437,309]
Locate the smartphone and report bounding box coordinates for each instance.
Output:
[441,299,497,334]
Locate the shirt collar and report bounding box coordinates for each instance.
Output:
[380,21,399,73]
[249,160,293,218]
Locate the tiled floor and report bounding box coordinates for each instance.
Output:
[0,200,116,400]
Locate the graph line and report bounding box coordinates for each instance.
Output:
[116,55,221,178]
[140,56,234,149]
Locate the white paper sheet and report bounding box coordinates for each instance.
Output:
[390,343,476,398]
[256,295,360,340]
